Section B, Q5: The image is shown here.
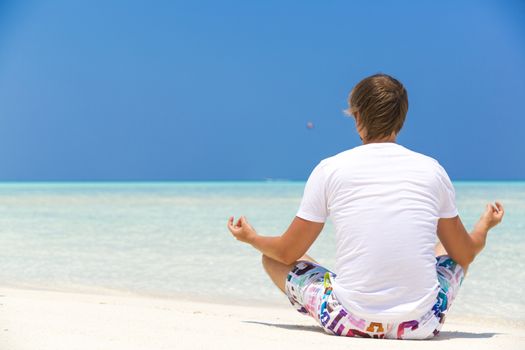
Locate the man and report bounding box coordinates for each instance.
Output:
[227,73,504,339]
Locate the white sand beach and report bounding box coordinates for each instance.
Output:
[1,287,523,350]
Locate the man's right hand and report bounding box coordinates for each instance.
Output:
[437,201,504,272]
[476,201,504,232]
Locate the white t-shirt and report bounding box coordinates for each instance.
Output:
[297,142,458,321]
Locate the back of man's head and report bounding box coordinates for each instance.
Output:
[348,74,408,142]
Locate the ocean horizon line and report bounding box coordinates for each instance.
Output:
[0,179,523,185]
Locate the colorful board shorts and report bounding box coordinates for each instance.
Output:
[285,256,464,340]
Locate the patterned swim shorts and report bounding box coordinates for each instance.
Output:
[285,256,464,340]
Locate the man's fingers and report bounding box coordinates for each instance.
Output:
[484,202,504,226]
[495,203,504,221]
[492,202,504,221]
[227,216,238,234]
[227,215,255,242]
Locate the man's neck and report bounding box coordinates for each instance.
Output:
[362,135,397,145]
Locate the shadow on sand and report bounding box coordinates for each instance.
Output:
[435,331,499,340]
[242,321,499,339]
[242,321,326,334]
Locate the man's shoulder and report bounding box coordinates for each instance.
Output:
[320,146,365,162]
[319,144,446,172]
[401,146,440,165]
[313,148,369,178]
[399,146,452,182]
[316,149,353,168]
[319,144,434,161]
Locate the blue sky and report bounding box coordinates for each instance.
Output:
[0,0,524,181]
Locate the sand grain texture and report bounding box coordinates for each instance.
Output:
[0,288,523,350]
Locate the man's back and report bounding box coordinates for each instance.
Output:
[297,142,458,321]
[228,73,503,339]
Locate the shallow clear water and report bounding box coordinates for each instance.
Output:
[0,181,523,322]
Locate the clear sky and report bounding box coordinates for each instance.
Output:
[0,0,524,181]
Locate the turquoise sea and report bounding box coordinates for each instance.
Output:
[0,182,523,323]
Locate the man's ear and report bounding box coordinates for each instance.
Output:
[353,112,365,141]
[354,112,363,130]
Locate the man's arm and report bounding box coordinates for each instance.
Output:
[437,202,504,270]
[227,216,324,265]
